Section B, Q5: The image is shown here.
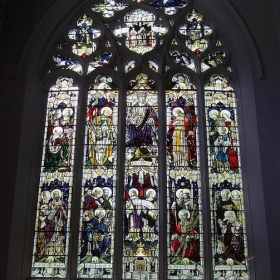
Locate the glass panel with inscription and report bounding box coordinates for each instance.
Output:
[77,75,119,278]
[204,74,249,279]
[166,73,204,279]
[31,77,79,278]
[123,74,159,279]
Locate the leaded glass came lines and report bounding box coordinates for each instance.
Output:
[123,74,159,279]
[78,75,119,278]
[166,74,204,279]
[33,1,250,279]
[205,75,249,279]
[31,77,78,278]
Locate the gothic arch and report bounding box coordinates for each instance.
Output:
[7,0,271,279]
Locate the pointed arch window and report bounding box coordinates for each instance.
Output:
[31,1,249,279]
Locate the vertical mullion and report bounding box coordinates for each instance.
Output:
[114,81,126,280]
[158,80,167,280]
[197,82,213,280]
[69,80,87,280]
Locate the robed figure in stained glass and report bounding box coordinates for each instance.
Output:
[166,75,198,169]
[167,107,196,167]
[88,107,115,165]
[125,188,142,241]
[85,76,117,168]
[126,92,158,147]
[44,107,74,172]
[217,210,245,262]
[44,189,68,257]
[207,89,239,174]
[36,187,68,264]
[80,208,111,261]
[171,207,200,262]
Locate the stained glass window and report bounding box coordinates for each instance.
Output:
[33,1,250,279]
[124,73,159,278]
[31,77,78,277]
[113,9,168,54]
[77,75,118,278]
[68,14,101,57]
[165,74,204,279]
[205,75,249,279]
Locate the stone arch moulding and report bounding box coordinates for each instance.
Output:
[7,0,271,279]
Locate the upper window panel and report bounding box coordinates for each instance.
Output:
[92,0,188,16]
[178,10,212,57]
[113,9,168,54]
[68,14,101,57]
[149,0,187,15]
[53,54,83,74]
[92,0,128,17]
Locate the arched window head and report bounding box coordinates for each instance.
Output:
[31,1,250,279]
